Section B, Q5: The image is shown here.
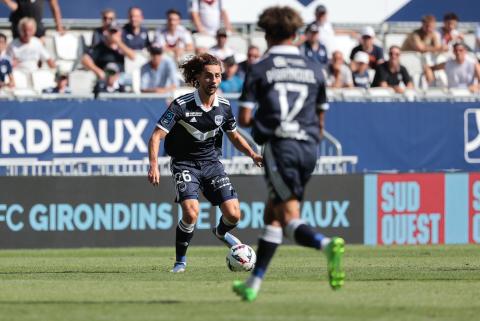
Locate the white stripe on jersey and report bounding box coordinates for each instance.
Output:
[218,97,230,105]
[177,120,220,141]
[176,93,195,105]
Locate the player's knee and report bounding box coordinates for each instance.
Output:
[221,201,241,223]
[181,203,199,223]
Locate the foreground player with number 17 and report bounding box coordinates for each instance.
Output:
[233,6,345,301]
[147,53,263,273]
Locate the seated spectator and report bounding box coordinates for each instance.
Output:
[93,63,126,97]
[439,12,463,50]
[140,46,178,94]
[237,45,260,80]
[350,26,383,70]
[372,46,413,93]
[82,21,135,79]
[7,17,55,73]
[352,51,370,88]
[189,0,232,36]
[0,32,14,89]
[402,15,445,53]
[300,23,328,65]
[154,9,193,61]
[208,28,234,60]
[424,42,480,92]
[326,51,353,88]
[122,6,150,50]
[42,71,71,94]
[91,8,116,48]
[219,56,243,93]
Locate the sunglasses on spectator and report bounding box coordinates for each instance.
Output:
[103,16,115,21]
[389,51,400,56]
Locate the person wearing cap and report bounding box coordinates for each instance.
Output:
[402,15,445,53]
[300,23,328,65]
[140,46,179,94]
[327,50,353,88]
[372,45,413,93]
[208,28,234,60]
[350,26,384,71]
[122,6,151,50]
[93,62,126,97]
[82,19,136,80]
[219,55,243,93]
[352,51,371,88]
[91,8,117,48]
[189,0,232,36]
[153,9,194,61]
[42,71,71,94]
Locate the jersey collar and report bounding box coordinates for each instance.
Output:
[194,90,219,112]
[268,45,301,55]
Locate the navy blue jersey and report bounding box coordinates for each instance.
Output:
[239,45,328,144]
[157,90,236,161]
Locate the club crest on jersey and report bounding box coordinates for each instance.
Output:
[215,115,223,126]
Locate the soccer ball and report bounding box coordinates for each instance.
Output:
[226,244,256,272]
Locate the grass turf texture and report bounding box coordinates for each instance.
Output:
[0,245,479,321]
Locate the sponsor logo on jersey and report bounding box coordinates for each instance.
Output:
[185,112,203,117]
[214,115,223,126]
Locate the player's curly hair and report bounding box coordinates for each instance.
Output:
[180,53,223,87]
[258,6,303,43]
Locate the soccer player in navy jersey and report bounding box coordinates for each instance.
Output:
[147,53,263,273]
[232,6,345,301]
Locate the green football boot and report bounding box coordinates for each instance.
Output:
[232,280,258,302]
[324,237,345,290]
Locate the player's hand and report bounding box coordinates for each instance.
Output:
[148,165,160,186]
[251,153,263,167]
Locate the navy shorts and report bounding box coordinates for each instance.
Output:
[263,139,317,204]
[170,160,238,206]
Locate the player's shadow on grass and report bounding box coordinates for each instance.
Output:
[0,300,182,305]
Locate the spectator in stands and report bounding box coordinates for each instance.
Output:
[190,0,232,36]
[0,33,14,88]
[350,26,383,70]
[310,4,335,56]
[93,62,126,97]
[122,6,151,50]
[154,9,194,61]
[300,23,328,65]
[219,55,243,93]
[2,0,64,38]
[326,50,353,88]
[352,51,370,88]
[372,45,413,93]
[7,17,55,73]
[82,21,135,79]
[42,71,71,94]
[140,46,178,94]
[439,12,463,50]
[402,15,445,53]
[91,8,116,48]
[208,28,234,60]
[236,45,260,80]
[424,42,480,92]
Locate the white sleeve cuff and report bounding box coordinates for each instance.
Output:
[318,103,330,111]
[239,101,256,110]
[156,123,170,133]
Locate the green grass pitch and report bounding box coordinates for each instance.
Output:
[0,245,479,321]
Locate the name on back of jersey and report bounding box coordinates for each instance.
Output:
[266,58,316,84]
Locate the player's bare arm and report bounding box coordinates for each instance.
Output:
[238,107,253,127]
[147,127,167,186]
[226,131,263,167]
